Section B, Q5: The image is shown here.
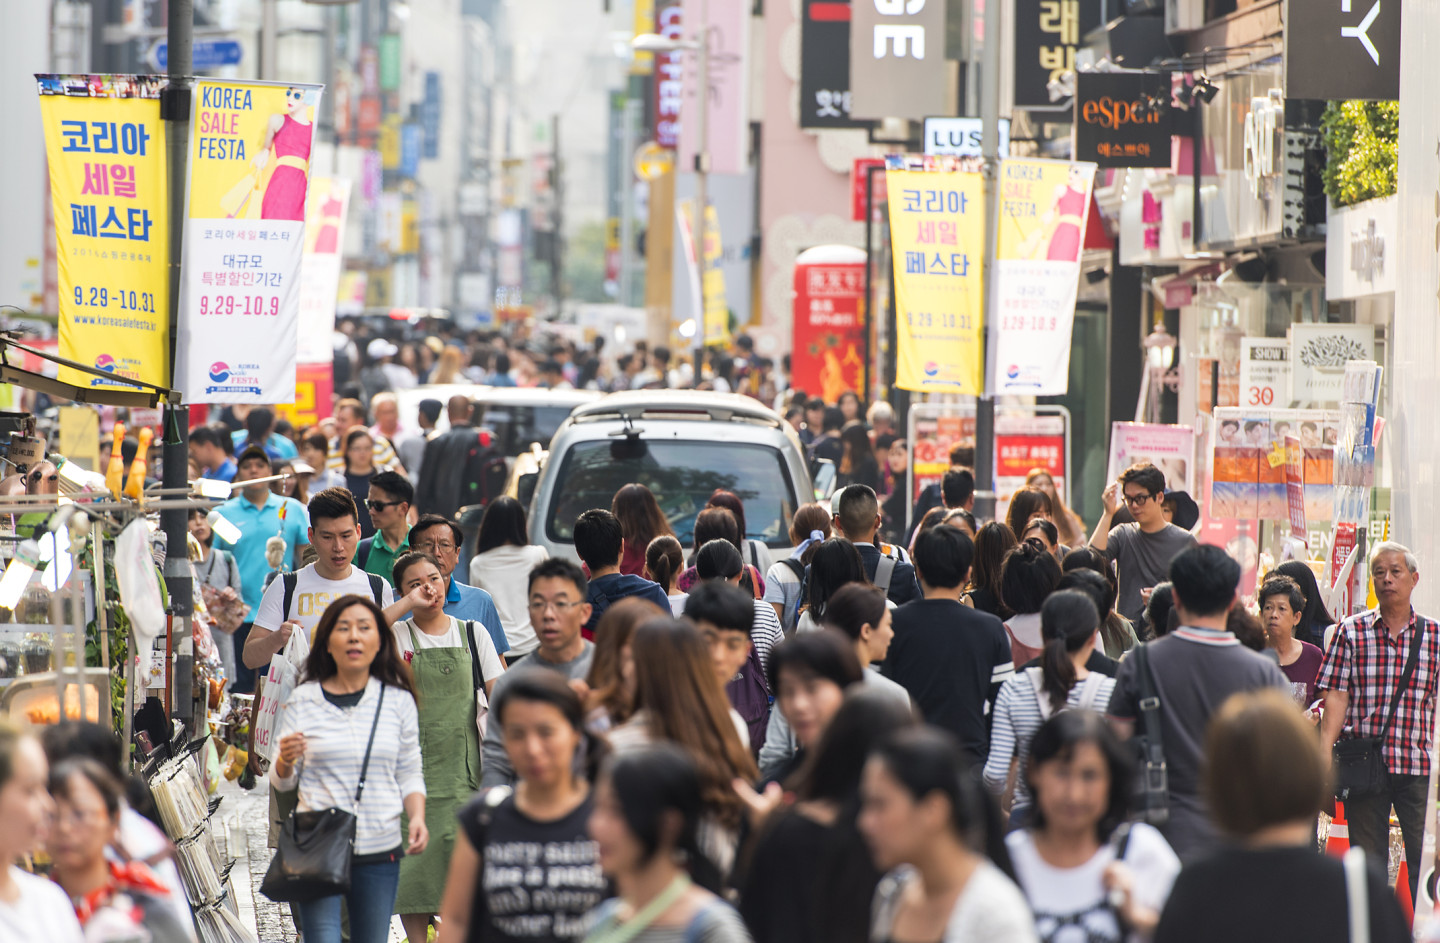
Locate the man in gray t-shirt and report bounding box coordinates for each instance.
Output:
[1090,463,1198,622]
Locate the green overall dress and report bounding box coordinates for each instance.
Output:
[394,618,481,914]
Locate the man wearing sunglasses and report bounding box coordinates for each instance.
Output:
[357,470,414,580]
[1089,462,1197,624]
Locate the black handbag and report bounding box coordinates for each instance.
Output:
[1129,642,1169,826]
[261,684,387,903]
[1333,624,1423,799]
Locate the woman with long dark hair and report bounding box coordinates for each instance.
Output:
[438,669,606,943]
[612,483,675,576]
[707,489,774,575]
[343,427,382,538]
[965,522,1018,618]
[585,745,752,942]
[1000,543,1062,667]
[860,728,1037,942]
[271,595,426,943]
[796,538,866,633]
[1272,560,1336,649]
[469,496,549,660]
[1025,469,1085,549]
[1009,711,1178,943]
[764,503,831,632]
[738,689,917,943]
[583,597,666,734]
[1005,488,1054,546]
[983,591,1116,828]
[644,535,688,615]
[838,423,881,492]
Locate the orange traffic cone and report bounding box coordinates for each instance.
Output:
[1326,802,1350,857]
[1397,859,1415,927]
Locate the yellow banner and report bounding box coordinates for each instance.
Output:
[701,204,729,345]
[38,74,170,392]
[886,168,986,394]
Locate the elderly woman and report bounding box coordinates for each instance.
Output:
[1258,575,1324,710]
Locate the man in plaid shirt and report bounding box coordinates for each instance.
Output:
[1318,541,1438,902]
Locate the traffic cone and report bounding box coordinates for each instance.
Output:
[1326,802,1350,857]
[1397,859,1414,927]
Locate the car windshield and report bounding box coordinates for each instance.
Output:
[478,404,576,455]
[546,439,797,547]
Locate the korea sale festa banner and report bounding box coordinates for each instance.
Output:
[297,177,351,363]
[37,74,170,392]
[991,158,1095,395]
[886,161,986,395]
[174,80,324,403]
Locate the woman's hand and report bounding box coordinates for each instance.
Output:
[406,817,429,856]
[275,732,305,777]
[251,146,271,170]
[404,581,436,611]
[732,778,787,827]
[1103,861,1158,934]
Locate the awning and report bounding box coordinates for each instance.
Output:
[1156,261,1225,308]
[0,336,171,407]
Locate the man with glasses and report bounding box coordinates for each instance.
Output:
[479,558,596,788]
[395,514,509,657]
[1089,462,1197,623]
[357,470,413,580]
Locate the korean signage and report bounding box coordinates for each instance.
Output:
[886,162,986,394]
[1325,195,1396,300]
[1285,434,1306,537]
[1073,72,1172,168]
[680,0,749,175]
[849,0,947,121]
[1013,0,1102,109]
[792,247,867,403]
[800,0,869,129]
[851,158,887,222]
[910,408,976,504]
[37,73,170,393]
[1290,323,1375,406]
[923,117,1010,157]
[990,158,1095,396]
[1284,0,1400,101]
[994,414,1068,523]
[1238,337,1290,408]
[274,362,334,428]
[175,79,323,404]
[297,178,351,364]
[654,2,683,150]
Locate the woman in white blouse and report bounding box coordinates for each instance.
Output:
[272,595,428,943]
[0,722,83,943]
[468,497,548,659]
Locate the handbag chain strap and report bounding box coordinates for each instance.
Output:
[353,683,387,806]
[1375,619,1424,742]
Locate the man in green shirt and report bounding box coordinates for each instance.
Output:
[358,470,413,578]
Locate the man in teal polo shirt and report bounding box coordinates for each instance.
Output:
[357,470,412,579]
[214,446,310,693]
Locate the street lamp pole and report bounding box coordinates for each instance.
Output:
[691,1,709,386]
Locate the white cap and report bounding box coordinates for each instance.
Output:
[367,338,399,359]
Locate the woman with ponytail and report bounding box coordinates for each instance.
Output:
[982,590,1116,830]
[764,504,832,632]
[859,727,1037,943]
[644,535,688,615]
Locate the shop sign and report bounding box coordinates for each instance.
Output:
[923,117,1010,157]
[680,0,749,176]
[849,0,947,121]
[1325,195,1396,300]
[792,247,867,404]
[1073,72,1171,169]
[1106,422,1194,495]
[1117,171,1195,266]
[1242,90,1283,198]
[1284,0,1401,101]
[1013,0,1102,109]
[1238,337,1290,408]
[800,0,870,129]
[993,414,1068,524]
[1289,323,1375,406]
[653,3,683,150]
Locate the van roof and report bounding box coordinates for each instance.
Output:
[568,390,784,427]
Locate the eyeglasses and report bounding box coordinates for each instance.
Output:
[1122,492,1156,507]
[1024,537,1050,553]
[413,540,455,553]
[366,499,404,512]
[528,598,583,614]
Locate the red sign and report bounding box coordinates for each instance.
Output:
[851,158,887,222]
[275,363,335,428]
[792,250,866,405]
[995,434,1066,478]
[654,3,683,150]
[1284,434,1306,539]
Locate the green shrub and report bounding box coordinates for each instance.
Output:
[1321,100,1398,208]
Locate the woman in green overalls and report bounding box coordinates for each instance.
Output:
[390,551,506,943]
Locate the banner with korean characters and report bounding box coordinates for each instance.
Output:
[994,413,1068,524]
[885,157,986,395]
[175,80,323,403]
[297,177,351,363]
[990,158,1095,396]
[37,74,169,393]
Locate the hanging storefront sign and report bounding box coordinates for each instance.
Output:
[923,117,1010,157]
[174,79,323,404]
[849,0,947,121]
[1284,0,1400,101]
[885,163,986,394]
[37,73,170,392]
[1073,72,1172,168]
[800,0,869,129]
[297,178,351,364]
[654,2,683,150]
[1106,422,1194,495]
[1290,323,1375,406]
[680,0,749,175]
[990,158,1095,396]
[1117,170,1195,265]
[792,246,866,403]
[1238,337,1290,408]
[994,413,1068,523]
[1325,195,1396,300]
[1013,0,1102,109]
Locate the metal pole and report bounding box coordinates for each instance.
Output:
[863,166,875,404]
[619,96,639,307]
[973,0,1001,524]
[551,113,564,315]
[260,0,279,81]
[162,0,195,733]
[692,3,709,386]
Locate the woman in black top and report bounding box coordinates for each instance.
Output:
[964,521,1016,618]
[343,427,380,538]
[438,669,605,943]
[738,688,916,943]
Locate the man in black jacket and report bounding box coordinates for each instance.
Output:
[415,394,504,520]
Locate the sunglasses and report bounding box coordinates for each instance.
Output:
[286,89,304,101]
[366,499,404,512]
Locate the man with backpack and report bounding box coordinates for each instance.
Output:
[833,484,921,605]
[415,394,507,520]
[685,581,772,755]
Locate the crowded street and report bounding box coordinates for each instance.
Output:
[0,1,1439,942]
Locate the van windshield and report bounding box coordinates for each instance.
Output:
[477,404,576,456]
[545,439,797,547]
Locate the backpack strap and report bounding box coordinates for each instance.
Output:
[1076,672,1107,712]
[779,558,805,579]
[357,537,373,570]
[464,620,489,690]
[874,554,896,594]
[1025,666,1053,720]
[281,571,298,622]
[367,573,385,606]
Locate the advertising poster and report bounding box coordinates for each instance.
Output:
[910,411,976,504]
[175,79,323,404]
[791,250,866,404]
[1238,337,1290,409]
[994,414,1067,523]
[297,177,351,363]
[991,158,1095,395]
[1290,323,1375,406]
[274,362,334,428]
[1284,434,1306,537]
[1210,407,1337,523]
[886,164,986,394]
[1106,422,1194,495]
[37,74,170,392]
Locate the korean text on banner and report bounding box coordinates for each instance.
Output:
[886,166,986,394]
[297,178,351,364]
[991,158,1095,395]
[175,80,324,404]
[37,74,170,393]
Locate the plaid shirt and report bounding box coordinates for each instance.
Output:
[1316,607,1440,777]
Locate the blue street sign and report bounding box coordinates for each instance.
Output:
[152,39,244,71]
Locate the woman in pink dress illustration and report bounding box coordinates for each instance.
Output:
[250,87,314,221]
[1018,164,1093,262]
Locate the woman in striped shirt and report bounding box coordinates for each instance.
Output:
[272,594,427,943]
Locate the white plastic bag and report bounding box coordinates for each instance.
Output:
[252,627,309,761]
[115,519,166,646]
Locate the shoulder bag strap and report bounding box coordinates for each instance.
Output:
[1343,846,1370,943]
[1135,642,1165,760]
[465,620,486,690]
[281,571,298,622]
[1376,620,1425,740]
[367,572,385,606]
[874,554,896,593]
[353,683,387,805]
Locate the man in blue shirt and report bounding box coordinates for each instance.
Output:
[395,514,510,656]
[188,424,237,482]
[230,407,299,461]
[574,508,671,634]
[214,447,310,692]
